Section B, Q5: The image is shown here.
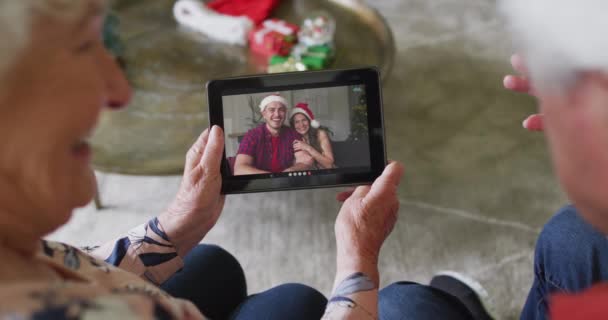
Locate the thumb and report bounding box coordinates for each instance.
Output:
[200,126,225,175]
[366,162,404,204]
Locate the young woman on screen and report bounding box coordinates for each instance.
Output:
[289,103,336,169]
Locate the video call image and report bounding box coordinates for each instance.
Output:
[222,85,371,176]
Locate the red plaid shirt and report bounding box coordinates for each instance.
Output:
[238,123,302,173]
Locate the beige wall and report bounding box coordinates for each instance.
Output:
[222,87,353,157]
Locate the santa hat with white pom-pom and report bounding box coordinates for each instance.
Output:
[290,103,320,128]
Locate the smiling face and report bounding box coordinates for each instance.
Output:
[262,101,287,131]
[292,113,310,135]
[0,3,131,236]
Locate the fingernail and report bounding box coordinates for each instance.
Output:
[522,117,529,129]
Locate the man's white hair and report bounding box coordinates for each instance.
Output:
[501,0,608,93]
[0,0,104,83]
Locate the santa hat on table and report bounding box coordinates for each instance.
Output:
[291,103,320,128]
[173,0,281,45]
[259,94,288,112]
[207,0,281,25]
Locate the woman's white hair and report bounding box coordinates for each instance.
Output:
[500,0,608,93]
[0,0,105,83]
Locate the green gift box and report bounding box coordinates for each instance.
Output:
[269,55,290,66]
[300,45,334,70]
[267,45,334,72]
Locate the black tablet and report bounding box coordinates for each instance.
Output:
[207,67,387,194]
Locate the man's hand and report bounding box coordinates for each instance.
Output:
[503,53,544,131]
[158,126,225,257]
[334,162,404,285]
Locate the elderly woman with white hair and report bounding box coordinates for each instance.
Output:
[0,1,332,318]
[0,0,417,319]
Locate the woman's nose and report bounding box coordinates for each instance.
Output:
[102,50,132,109]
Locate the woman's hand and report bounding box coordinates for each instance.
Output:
[503,53,544,131]
[293,139,313,153]
[158,126,225,257]
[334,162,404,284]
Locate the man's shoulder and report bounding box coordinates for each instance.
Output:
[281,126,300,138]
[243,124,266,138]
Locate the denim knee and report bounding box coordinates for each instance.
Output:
[230,283,327,320]
[534,205,608,292]
[269,283,327,310]
[379,282,472,320]
[186,244,241,268]
[161,244,247,319]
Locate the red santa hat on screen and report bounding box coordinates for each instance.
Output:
[291,103,320,128]
[259,94,288,112]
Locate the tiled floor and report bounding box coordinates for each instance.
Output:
[48,0,569,318]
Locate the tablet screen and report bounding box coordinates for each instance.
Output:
[222,84,370,178]
[207,68,386,194]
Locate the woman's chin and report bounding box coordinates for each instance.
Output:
[70,168,97,208]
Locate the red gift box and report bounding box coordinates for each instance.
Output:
[249,19,299,57]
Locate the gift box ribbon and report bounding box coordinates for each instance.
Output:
[254,19,297,44]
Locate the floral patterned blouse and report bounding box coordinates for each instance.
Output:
[0,217,376,319]
[0,218,203,319]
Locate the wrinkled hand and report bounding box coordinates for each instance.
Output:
[334,162,404,267]
[293,140,313,153]
[158,126,225,257]
[503,53,544,131]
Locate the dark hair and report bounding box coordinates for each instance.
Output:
[290,114,322,153]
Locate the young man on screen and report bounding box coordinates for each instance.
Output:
[234,94,314,175]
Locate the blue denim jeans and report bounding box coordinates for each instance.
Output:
[160,244,473,320]
[160,245,327,320]
[520,205,608,320]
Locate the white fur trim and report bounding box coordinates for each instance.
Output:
[259,95,288,112]
[290,107,310,120]
[291,108,320,128]
[173,0,253,46]
[500,0,608,93]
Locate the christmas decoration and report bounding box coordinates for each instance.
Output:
[249,18,299,58]
[173,0,253,45]
[206,0,281,25]
[267,56,307,73]
[298,11,336,47]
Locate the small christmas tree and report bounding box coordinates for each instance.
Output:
[348,89,368,141]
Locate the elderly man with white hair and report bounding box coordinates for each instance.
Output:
[500,0,608,319]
